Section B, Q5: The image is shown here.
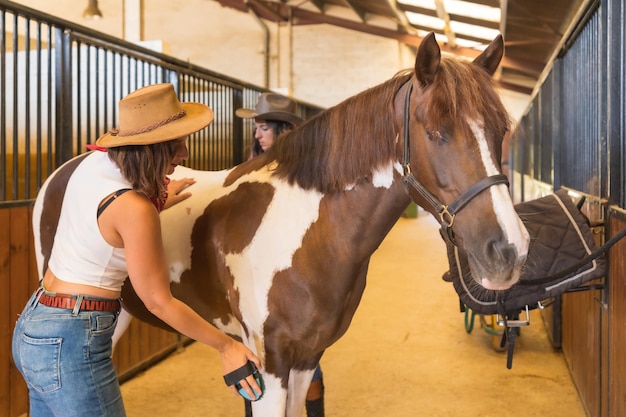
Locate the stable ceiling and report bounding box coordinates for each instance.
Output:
[211,0,589,96]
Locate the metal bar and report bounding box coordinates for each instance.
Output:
[0,9,5,201]
[54,27,73,166]
[35,21,42,191]
[11,12,18,199]
[0,3,322,206]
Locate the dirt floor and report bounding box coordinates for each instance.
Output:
[120,213,587,417]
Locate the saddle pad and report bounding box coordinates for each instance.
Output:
[445,189,607,315]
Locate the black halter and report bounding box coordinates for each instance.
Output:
[400,82,509,244]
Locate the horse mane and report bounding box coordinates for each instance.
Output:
[266,57,509,194]
[266,72,412,194]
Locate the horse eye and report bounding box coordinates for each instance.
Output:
[426,128,446,143]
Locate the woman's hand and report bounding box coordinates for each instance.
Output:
[219,338,263,399]
[164,177,196,209]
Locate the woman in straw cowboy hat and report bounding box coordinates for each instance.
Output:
[237,92,326,417]
[12,83,262,417]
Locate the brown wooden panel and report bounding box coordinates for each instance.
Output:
[11,205,38,417]
[0,207,12,417]
[0,206,39,417]
[1,204,184,417]
[560,202,606,417]
[608,211,626,417]
[562,286,603,417]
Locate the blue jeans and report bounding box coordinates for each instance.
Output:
[311,364,323,382]
[12,289,125,417]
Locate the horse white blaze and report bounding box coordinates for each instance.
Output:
[469,120,529,276]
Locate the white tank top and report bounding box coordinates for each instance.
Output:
[47,151,132,291]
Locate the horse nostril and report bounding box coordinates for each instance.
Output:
[485,238,515,266]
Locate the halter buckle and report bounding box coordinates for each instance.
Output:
[403,162,412,176]
[439,206,455,228]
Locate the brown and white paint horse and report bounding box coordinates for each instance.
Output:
[33,33,529,416]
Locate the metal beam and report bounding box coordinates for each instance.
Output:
[291,7,543,77]
[209,0,543,93]
[384,0,419,37]
[340,0,367,22]
[433,0,456,47]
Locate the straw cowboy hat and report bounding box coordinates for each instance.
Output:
[236,92,303,125]
[96,83,214,147]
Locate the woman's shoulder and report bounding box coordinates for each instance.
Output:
[100,189,157,225]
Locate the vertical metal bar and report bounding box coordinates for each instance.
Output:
[36,21,42,191]
[54,27,73,166]
[233,87,244,166]
[112,51,119,130]
[606,0,625,207]
[86,43,93,146]
[11,13,18,199]
[103,48,109,143]
[95,46,101,142]
[24,17,31,198]
[553,61,562,190]
[0,10,5,201]
[46,24,52,176]
[76,40,83,151]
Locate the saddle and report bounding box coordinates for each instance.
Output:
[445,188,607,315]
[442,189,617,368]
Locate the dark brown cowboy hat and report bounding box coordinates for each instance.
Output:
[236,92,303,125]
[96,83,213,147]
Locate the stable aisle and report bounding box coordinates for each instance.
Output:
[121,212,586,417]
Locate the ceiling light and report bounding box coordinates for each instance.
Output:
[83,0,103,20]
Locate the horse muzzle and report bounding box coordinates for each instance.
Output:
[467,241,528,291]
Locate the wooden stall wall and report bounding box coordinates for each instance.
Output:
[2,204,36,417]
[0,204,186,417]
[560,262,605,417]
[608,209,626,417]
[560,201,607,417]
[509,0,626,414]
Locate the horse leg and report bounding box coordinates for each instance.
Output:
[286,368,317,417]
[249,372,288,417]
[305,364,325,417]
[112,308,133,350]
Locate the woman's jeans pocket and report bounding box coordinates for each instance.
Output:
[17,334,62,393]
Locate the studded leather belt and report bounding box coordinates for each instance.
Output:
[38,291,121,312]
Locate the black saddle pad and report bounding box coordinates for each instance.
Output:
[445,189,607,315]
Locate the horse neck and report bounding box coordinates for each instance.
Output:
[325,177,411,257]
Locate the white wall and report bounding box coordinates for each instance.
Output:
[16,0,530,117]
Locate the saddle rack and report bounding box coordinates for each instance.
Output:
[445,190,620,369]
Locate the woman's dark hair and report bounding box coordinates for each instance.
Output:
[107,140,180,200]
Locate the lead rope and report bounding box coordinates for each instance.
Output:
[496,297,516,369]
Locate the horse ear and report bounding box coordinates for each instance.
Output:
[415,32,441,87]
[472,35,504,76]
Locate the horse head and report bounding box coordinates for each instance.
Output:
[402,32,529,290]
